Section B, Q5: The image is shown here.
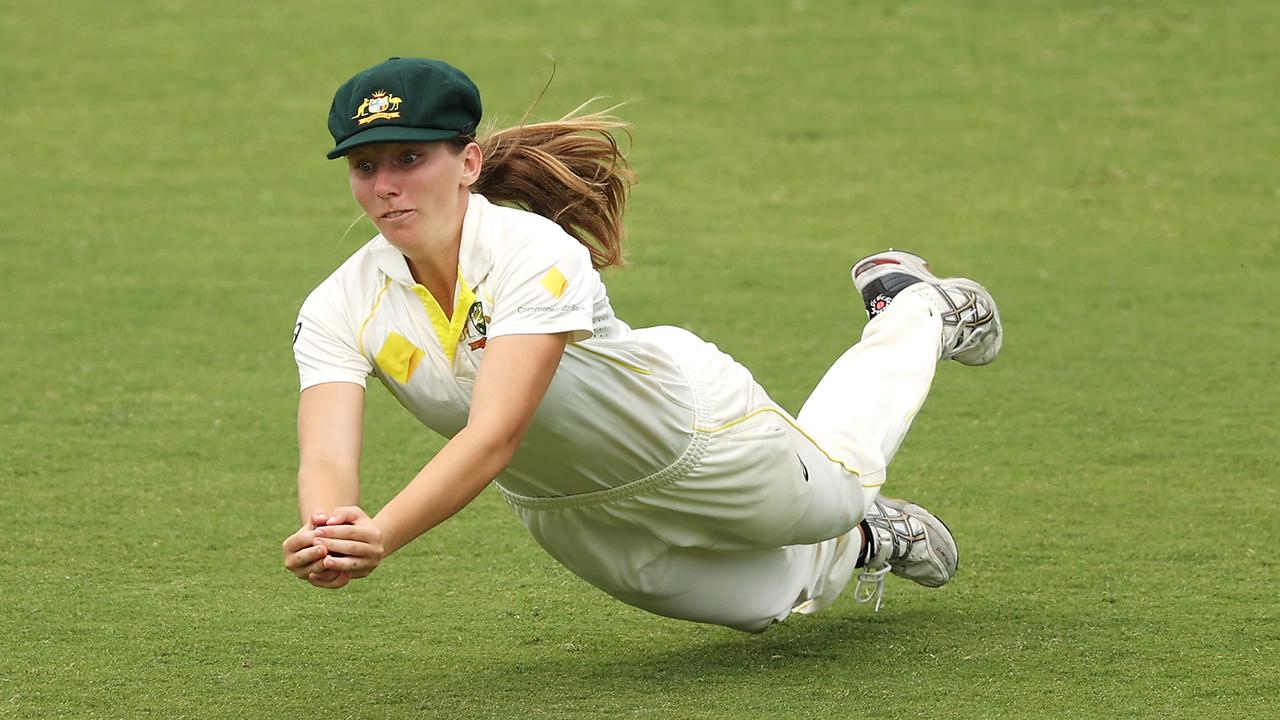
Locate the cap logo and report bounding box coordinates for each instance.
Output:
[352,90,403,125]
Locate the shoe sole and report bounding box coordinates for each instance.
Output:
[851,249,936,289]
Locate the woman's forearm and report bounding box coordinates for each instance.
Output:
[367,333,565,557]
[295,382,366,525]
[373,426,514,556]
[297,457,360,524]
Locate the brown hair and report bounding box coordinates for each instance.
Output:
[456,103,635,269]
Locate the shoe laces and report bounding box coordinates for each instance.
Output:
[853,563,892,612]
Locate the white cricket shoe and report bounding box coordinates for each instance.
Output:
[851,249,1003,366]
[853,496,959,611]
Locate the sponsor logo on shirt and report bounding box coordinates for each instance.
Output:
[517,304,583,314]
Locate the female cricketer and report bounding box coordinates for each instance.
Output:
[280,57,1003,632]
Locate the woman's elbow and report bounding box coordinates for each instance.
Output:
[465,423,525,470]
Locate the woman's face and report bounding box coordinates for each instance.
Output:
[346,141,476,251]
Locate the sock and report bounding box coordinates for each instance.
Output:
[854,519,876,568]
[861,272,923,317]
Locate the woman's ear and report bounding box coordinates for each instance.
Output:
[461,141,483,187]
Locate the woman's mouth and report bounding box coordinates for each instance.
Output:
[382,209,414,220]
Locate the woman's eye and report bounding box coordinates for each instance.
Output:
[355,161,374,173]
[400,153,419,164]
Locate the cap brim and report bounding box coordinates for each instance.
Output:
[326,125,461,159]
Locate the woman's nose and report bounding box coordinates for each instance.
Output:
[374,168,398,199]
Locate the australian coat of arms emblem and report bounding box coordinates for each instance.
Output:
[352,91,403,126]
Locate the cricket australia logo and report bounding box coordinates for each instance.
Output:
[463,300,489,351]
[352,90,403,125]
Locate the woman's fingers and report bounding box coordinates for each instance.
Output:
[281,527,317,554]
[295,558,327,578]
[314,537,368,557]
[282,525,323,580]
[316,523,383,565]
[308,570,351,589]
[287,506,381,584]
[286,542,326,568]
[285,543,328,576]
[284,518,373,586]
[314,523,372,542]
[308,567,341,582]
[321,554,375,572]
[325,506,368,526]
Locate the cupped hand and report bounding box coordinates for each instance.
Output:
[313,505,384,579]
[281,514,351,589]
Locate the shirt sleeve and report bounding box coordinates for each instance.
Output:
[293,278,372,391]
[486,231,596,342]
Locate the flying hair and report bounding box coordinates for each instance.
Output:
[452,62,635,270]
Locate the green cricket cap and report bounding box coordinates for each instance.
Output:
[326,57,482,159]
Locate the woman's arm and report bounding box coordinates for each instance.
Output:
[296,382,365,523]
[280,382,365,589]
[314,331,569,574]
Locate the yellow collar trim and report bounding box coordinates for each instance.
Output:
[410,269,476,364]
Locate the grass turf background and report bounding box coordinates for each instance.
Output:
[2,1,1277,717]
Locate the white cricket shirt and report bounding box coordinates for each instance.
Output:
[294,194,698,496]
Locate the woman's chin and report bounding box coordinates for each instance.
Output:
[377,226,413,247]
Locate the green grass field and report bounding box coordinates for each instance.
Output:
[3,1,1278,717]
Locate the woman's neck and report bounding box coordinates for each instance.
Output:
[406,241,460,315]
[403,193,469,316]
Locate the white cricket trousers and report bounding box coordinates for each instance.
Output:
[503,293,943,632]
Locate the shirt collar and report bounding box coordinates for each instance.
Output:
[369,193,494,289]
[458,193,493,289]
